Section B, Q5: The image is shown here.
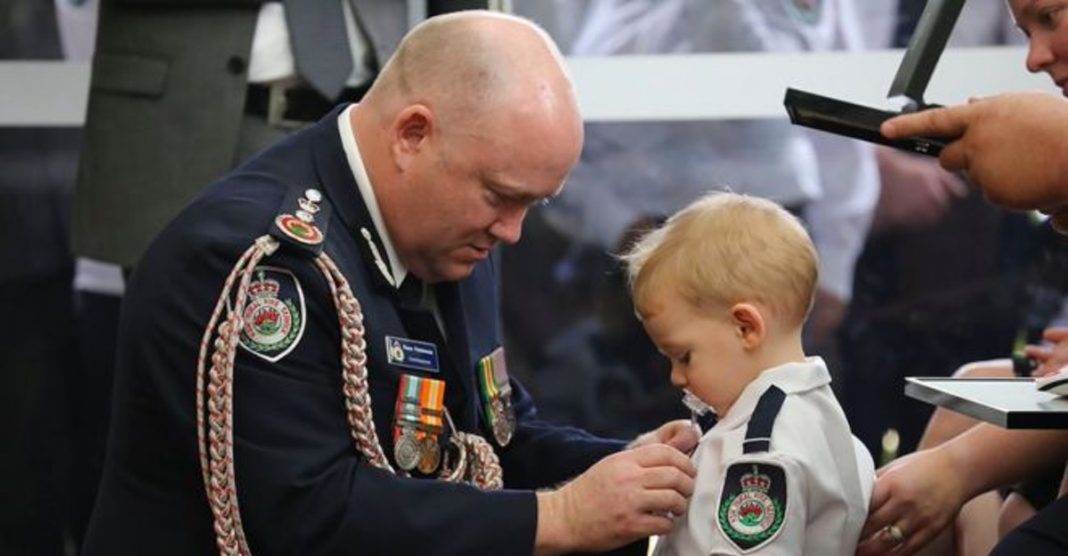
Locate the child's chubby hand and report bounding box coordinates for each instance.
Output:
[628,420,700,454]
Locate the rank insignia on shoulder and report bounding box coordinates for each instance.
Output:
[717,461,788,553]
[269,186,332,258]
[236,266,306,362]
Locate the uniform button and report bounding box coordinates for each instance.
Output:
[226,56,247,75]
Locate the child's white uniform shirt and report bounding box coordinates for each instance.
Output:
[655,357,874,556]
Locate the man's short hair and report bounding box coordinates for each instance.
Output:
[623,192,818,328]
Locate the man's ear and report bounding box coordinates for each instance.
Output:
[391,104,434,171]
[730,303,765,350]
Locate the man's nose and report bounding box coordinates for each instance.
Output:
[488,207,526,245]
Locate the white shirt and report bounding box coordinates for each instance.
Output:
[337,105,407,288]
[248,1,375,87]
[655,357,874,556]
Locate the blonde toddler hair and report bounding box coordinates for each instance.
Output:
[623,192,818,328]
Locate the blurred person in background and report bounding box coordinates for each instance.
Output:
[840,0,1066,464]
[507,0,877,438]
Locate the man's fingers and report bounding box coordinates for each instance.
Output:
[630,444,697,476]
[937,140,968,173]
[630,512,676,538]
[881,105,970,140]
[640,466,696,497]
[637,488,689,517]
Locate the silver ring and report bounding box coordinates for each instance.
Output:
[881,524,906,544]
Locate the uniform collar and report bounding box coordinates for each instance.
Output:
[337,104,407,289]
[715,356,831,428]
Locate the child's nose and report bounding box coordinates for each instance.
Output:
[670,367,687,388]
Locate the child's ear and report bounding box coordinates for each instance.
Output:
[730,303,765,350]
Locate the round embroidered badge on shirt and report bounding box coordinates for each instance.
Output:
[275,214,324,245]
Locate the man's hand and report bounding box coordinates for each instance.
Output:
[856,447,969,556]
[881,92,1068,232]
[533,445,696,555]
[628,419,700,453]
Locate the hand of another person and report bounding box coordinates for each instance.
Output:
[1024,326,1068,377]
[871,147,969,233]
[881,92,1068,232]
[855,448,969,556]
[628,419,700,453]
[534,445,696,555]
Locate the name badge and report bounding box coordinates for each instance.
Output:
[386,335,440,373]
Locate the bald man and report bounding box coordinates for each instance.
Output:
[82,11,698,556]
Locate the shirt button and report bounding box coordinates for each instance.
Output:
[226,56,247,76]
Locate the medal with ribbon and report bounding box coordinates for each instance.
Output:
[477,347,516,447]
[392,374,446,474]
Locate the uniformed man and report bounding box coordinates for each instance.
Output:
[82,11,699,556]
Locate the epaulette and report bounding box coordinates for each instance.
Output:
[268,186,333,258]
[742,385,786,454]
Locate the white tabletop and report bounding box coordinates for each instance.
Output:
[906,377,1068,429]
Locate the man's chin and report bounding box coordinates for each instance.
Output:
[424,262,478,284]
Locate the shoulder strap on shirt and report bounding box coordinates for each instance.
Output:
[268,186,333,258]
[743,385,786,454]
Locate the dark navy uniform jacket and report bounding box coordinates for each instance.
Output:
[83,105,626,555]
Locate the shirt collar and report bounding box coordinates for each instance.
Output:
[337,104,407,288]
[717,356,831,427]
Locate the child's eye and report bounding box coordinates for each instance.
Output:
[676,352,691,365]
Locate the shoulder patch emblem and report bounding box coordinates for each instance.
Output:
[237,266,306,362]
[717,461,788,553]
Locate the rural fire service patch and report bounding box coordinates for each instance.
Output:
[237,267,306,362]
[717,461,788,553]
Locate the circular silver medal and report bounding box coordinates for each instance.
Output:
[394,429,420,471]
[491,398,514,446]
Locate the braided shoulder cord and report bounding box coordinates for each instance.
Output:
[196,236,278,556]
[197,236,504,556]
[314,254,393,470]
